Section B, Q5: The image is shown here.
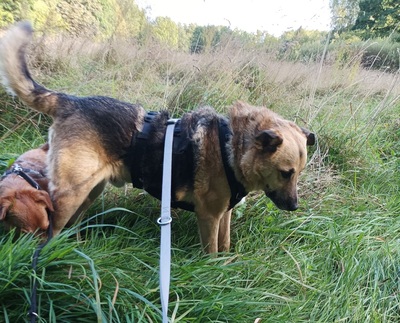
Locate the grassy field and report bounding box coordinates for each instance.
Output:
[0,33,400,322]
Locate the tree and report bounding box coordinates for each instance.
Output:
[352,0,400,38]
[100,0,146,39]
[190,26,205,53]
[0,0,34,28]
[26,0,65,31]
[189,25,230,54]
[330,0,360,31]
[153,17,179,48]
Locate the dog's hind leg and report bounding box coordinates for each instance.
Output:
[65,180,108,227]
[50,175,109,236]
[217,209,232,252]
[47,144,115,236]
[67,180,108,240]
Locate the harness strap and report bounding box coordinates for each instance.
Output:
[158,118,178,323]
[2,164,42,190]
[131,111,160,188]
[217,119,248,209]
[131,112,187,190]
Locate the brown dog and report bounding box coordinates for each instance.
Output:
[0,143,53,234]
[0,22,314,253]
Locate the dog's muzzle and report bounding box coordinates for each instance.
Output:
[264,190,298,211]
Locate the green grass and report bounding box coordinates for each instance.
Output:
[1,33,400,322]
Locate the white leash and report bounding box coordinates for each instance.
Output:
[157,119,177,323]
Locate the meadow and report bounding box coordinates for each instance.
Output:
[0,32,400,322]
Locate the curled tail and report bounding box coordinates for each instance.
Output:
[0,21,58,116]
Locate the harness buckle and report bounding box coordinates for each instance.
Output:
[13,164,23,172]
[167,118,179,125]
[144,111,159,122]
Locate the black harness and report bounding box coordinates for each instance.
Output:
[1,164,53,323]
[217,118,247,209]
[1,164,43,190]
[130,111,158,189]
[129,112,247,211]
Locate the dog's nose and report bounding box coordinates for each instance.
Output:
[286,203,298,211]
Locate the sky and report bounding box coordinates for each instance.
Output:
[135,0,332,36]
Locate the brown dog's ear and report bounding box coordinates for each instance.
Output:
[301,127,316,146]
[255,130,283,152]
[33,190,54,212]
[0,201,11,220]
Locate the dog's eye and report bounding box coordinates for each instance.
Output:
[280,169,294,179]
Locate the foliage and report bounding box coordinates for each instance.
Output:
[330,0,400,39]
[190,25,221,54]
[352,0,400,38]
[0,0,147,39]
[152,17,180,49]
[278,28,330,61]
[1,0,399,71]
[330,0,360,31]
[0,0,35,28]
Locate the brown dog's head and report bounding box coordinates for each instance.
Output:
[0,182,53,234]
[230,101,315,211]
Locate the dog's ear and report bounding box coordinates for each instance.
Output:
[33,190,54,212]
[255,130,283,152]
[0,200,11,221]
[301,127,316,146]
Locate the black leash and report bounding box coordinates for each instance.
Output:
[28,217,53,322]
[1,164,54,322]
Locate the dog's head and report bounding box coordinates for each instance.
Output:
[254,125,315,210]
[0,183,53,234]
[231,102,315,211]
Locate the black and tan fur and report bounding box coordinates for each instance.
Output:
[0,22,315,253]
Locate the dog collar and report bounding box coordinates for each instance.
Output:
[1,164,43,190]
[218,118,248,210]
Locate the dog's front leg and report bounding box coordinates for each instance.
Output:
[217,209,232,252]
[196,210,221,254]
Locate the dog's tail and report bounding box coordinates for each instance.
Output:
[0,21,58,116]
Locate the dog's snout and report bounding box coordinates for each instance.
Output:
[265,190,298,211]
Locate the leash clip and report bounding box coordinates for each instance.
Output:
[27,311,38,318]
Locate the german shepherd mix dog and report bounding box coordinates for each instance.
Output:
[0,143,53,234]
[0,22,315,253]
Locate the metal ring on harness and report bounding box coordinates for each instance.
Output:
[157,216,172,226]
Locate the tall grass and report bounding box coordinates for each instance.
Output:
[1,32,400,322]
